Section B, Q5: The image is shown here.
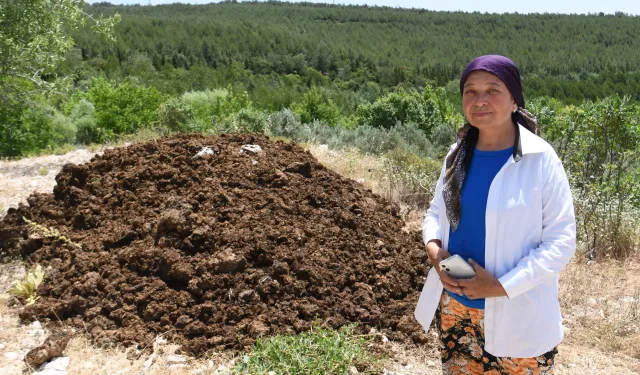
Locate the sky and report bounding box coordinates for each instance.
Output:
[89,0,640,15]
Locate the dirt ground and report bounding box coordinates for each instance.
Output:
[1,141,639,374]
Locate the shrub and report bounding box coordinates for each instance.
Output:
[182,89,229,123]
[357,88,441,135]
[69,99,102,145]
[291,87,341,126]
[542,96,640,259]
[217,108,268,134]
[84,78,164,139]
[157,97,195,133]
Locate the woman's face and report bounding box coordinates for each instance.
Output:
[462,71,517,131]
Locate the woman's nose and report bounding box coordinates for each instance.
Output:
[474,93,489,105]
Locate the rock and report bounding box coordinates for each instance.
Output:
[142,354,156,371]
[348,366,359,374]
[4,351,23,361]
[381,335,389,343]
[34,356,70,375]
[28,321,45,336]
[193,147,215,159]
[24,331,72,369]
[427,360,437,366]
[239,145,262,154]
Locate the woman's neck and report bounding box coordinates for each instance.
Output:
[476,122,517,151]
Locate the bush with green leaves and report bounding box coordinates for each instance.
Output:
[541,95,640,259]
[182,89,229,123]
[291,87,341,126]
[0,103,77,157]
[78,78,164,142]
[217,108,269,134]
[356,88,437,135]
[69,99,102,145]
[157,96,196,133]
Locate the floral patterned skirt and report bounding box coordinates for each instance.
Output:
[434,292,557,375]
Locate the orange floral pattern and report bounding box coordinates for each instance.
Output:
[434,292,557,375]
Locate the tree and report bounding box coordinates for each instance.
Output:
[0,0,120,106]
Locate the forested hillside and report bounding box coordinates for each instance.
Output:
[72,1,640,103]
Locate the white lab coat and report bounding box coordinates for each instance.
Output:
[414,124,576,358]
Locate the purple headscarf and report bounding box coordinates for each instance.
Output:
[459,54,525,108]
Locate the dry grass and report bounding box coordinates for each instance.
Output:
[560,259,640,359]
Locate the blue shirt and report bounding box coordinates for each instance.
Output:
[446,146,514,309]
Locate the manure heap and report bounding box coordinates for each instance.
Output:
[0,134,428,355]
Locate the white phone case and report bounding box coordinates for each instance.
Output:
[439,254,476,279]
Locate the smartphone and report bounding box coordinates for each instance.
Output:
[439,254,476,279]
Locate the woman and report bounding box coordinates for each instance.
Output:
[414,55,576,375]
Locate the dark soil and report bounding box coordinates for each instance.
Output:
[0,133,429,356]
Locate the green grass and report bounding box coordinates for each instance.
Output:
[36,167,49,176]
[232,324,382,375]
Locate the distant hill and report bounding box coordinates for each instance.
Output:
[72,1,640,102]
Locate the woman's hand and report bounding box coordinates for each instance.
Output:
[456,259,508,299]
[426,240,462,295]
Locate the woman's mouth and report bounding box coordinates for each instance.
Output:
[474,112,491,117]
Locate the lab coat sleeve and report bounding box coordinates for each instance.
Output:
[422,159,447,245]
[499,155,576,299]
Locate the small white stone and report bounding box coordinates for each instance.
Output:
[427,360,437,366]
[35,356,70,374]
[0,344,5,350]
[587,298,597,306]
[143,355,155,371]
[252,160,258,165]
[214,365,230,374]
[404,364,413,369]
[381,335,389,343]
[167,354,187,363]
[193,147,215,158]
[317,144,329,152]
[240,145,262,154]
[82,361,94,369]
[30,321,43,330]
[569,363,577,368]
[3,352,22,361]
